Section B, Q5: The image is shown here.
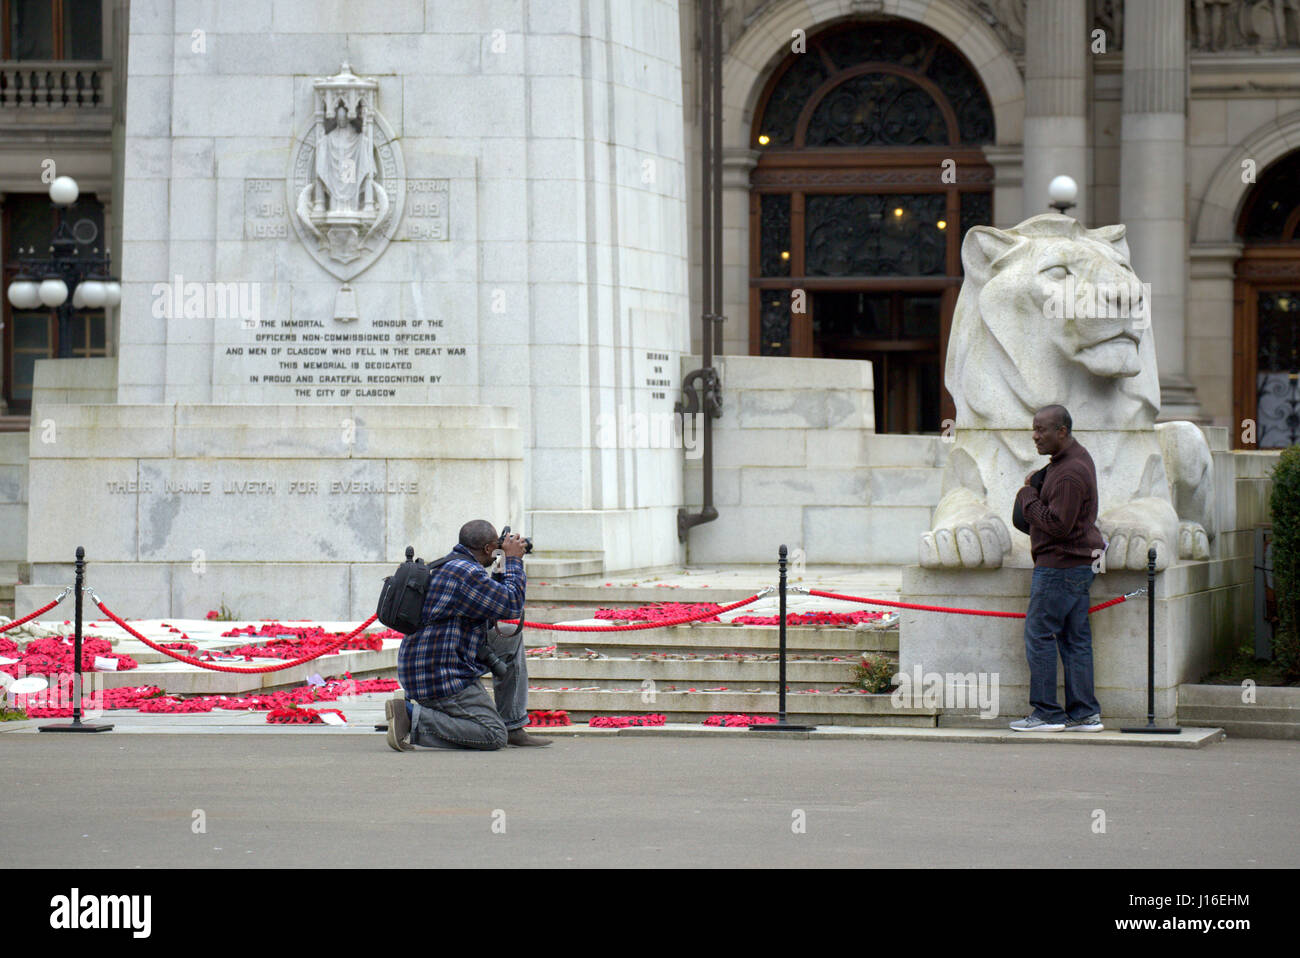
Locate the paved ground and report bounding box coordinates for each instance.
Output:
[3,733,1296,868]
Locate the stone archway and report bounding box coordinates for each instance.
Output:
[722,0,1025,150]
[1195,109,1300,245]
[712,0,1024,360]
[1191,113,1300,440]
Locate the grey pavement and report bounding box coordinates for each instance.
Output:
[2,733,1296,868]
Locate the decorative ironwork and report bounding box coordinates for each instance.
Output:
[960,191,993,238]
[819,23,931,70]
[925,44,995,144]
[805,193,947,276]
[1256,290,1300,447]
[760,289,792,356]
[756,20,994,147]
[758,54,829,146]
[805,72,949,147]
[1240,151,1300,241]
[752,167,995,188]
[760,194,791,276]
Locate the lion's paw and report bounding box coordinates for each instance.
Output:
[1178,521,1210,561]
[1097,498,1178,571]
[919,516,1010,569]
[1097,518,1171,571]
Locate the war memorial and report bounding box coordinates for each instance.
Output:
[0,0,1297,890]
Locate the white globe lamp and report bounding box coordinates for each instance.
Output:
[78,280,107,308]
[7,278,41,310]
[1048,175,1078,213]
[38,277,69,307]
[48,176,79,206]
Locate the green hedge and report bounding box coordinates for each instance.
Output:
[1270,445,1300,680]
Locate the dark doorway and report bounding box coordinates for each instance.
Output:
[811,290,941,433]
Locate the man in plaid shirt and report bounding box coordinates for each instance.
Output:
[386,519,551,750]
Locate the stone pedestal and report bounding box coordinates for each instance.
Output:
[898,557,1250,727]
[682,354,947,565]
[16,403,522,620]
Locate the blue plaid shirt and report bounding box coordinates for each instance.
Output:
[397,543,526,701]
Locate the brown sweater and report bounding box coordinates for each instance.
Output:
[1014,438,1106,568]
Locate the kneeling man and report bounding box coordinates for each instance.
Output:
[387,519,551,750]
[1010,405,1107,732]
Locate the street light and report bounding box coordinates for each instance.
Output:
[4,175,119,359]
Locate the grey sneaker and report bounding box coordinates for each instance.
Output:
[385,696,414,751]
[1064,714,1104,732]
[1009,715,1065,732]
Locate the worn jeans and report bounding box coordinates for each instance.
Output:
[1024,565,1101,723]
[408,625,529,750]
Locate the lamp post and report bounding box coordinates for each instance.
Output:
[5,176,120,359]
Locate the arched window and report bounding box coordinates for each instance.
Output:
[1234,151,1300,448]
[749,18,995,434]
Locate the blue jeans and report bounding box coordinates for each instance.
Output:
[1024,566,1101,723]
[408,626,530,750]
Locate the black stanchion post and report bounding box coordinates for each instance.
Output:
[750,544,814,732]
[1121,546,1179,735]
[40,546,113,733]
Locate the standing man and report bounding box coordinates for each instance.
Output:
[1010,405,1107,732]
[386,519,552,751]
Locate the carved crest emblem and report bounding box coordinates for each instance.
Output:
[288,63,405,319]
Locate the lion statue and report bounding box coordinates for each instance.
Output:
[918,213,1215,572]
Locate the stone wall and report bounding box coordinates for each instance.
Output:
[15,402,522,620]
[0,432,27,565]
[682,354,947,565]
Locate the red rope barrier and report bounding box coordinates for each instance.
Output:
[806,589,1134,619]
[94,598,379,674]
[500,593,764,631]
[0,592,68,634]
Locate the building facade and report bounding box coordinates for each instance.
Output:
[680,0,1300,447]
[1,0,1298,596]
[4,1,1299,435]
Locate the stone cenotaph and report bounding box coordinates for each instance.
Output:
[19,1,690,619]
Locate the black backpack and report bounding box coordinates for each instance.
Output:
[376,546,455,634]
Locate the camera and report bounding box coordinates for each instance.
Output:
[478,645,510,680]
[497,525,533,554]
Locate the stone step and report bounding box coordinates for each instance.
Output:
[522,622,896,656]
[1177,683,1300,708]
[0,578,16,619]
[523,553,604,579]
[520,688,936,727]
[1194,720,1300,741]
[81,644,399,696]
[1178,704,1300,723]
[525,655,866,690]
[526,583,759,604]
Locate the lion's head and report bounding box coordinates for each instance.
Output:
[947,213,1161,430]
